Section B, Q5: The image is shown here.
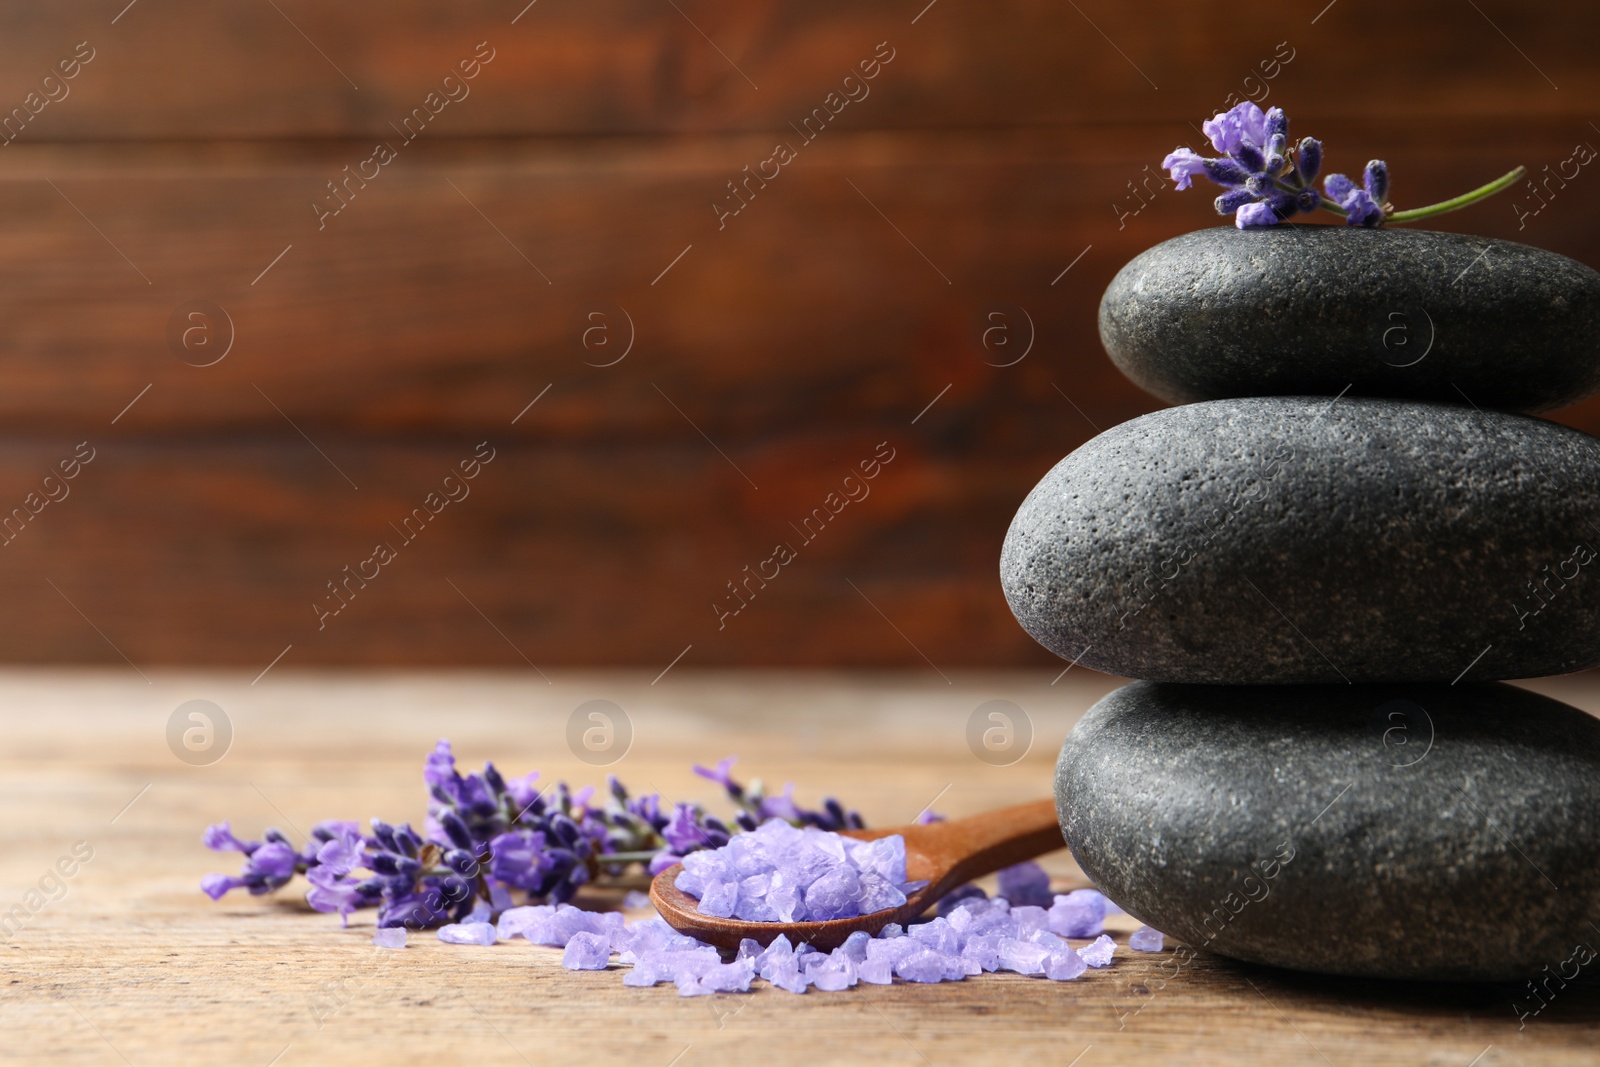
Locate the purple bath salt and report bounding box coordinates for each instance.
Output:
[372,927,407,949]
[895,948,950,984]
[437,921,498,946]
[996,938,1049,976]
[674,818,921,923]
[1079,934,1116,967]
[1044,949,1087,981]
[857,957,894,985]
[1129,926,1165,953]
[496,904,552,942]
[562,931,612,970]
[1048,889,1107,939]
[1009,905,1049,940]
[996,861,1054,908]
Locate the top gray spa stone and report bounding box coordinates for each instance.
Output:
[1098,226,1600,413]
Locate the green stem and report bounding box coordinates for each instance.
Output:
[594,851,659,864]
[1387,165,1527,224]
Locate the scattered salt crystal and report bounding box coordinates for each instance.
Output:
[1128,925,1164,952]
[996,938,1049,976]
[857,957,894,985]
[907,917,959,956]
[960,932,1002,972]
[696,958,756,994]
[895,948,949,984]
[437,921,498,946]
[562,931,612,970]
[1079,934,1116,967]
[767,956,809,994]
[1048,889,1107,939]
[1010,905,1049,940]
[467,898,494,924]
[1044,949,1087,981]
[622,890,652,910]
[840,930,872,963]
[497,904,552,942]
[877,922,904,939]
[1029,929,1070,955]
[996,862,1054,908]
[806,956,857,991]
[372,927,407,949]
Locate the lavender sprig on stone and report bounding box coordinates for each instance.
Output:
[1162,101,1524,229]
[201,741,870,928]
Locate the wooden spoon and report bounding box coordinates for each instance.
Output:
[649,798,1065,951]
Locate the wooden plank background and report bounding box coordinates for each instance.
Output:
[0,0,1596,669]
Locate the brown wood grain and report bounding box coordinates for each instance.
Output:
[0,0,1591,141]
[0,2,1596,664]
[6,669,1600,1065]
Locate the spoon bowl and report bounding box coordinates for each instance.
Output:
[649,798,1066,951]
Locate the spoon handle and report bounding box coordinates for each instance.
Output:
[851,797,1065,885]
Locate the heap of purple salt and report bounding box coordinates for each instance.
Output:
[674,818,923,921]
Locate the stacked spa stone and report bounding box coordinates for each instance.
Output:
[1000,226,1600,981]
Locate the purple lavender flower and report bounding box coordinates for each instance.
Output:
[202,740,878,930]
[1164,104,1364,230]
[1324,168,1386,227]
[1160,103,1321,229]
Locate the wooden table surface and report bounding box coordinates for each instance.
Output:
[6,667,1600,1066]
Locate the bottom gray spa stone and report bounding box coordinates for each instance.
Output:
[1055,681,1600,981]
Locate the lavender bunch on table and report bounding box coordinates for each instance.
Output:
[1162,101,1523,229]
[201,741,868,929]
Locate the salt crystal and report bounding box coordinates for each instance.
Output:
[622,890,652,910]
[562,931,612,970]
[1029,930,1070,955]
[699,879,739,918]
[865,936,919,967]
[804,866,863,920]
[1010,905,1049,940]
[996,861,1054,909]
[616,918,698,962]
[806,957,857,992]
[1079,934,1116,967]
[767,958,810,994]
[877,922,905,939]
[496,904,553,941]
[1129,926,1165,953]
[437,921,498,946]
[907,917,959,956]
[700,958,757,993]
[1048,889,1107,939]
[895,948,949,984]
[857,957,894,985]
[468,898,494,924]
[960,933,1002,973]
[840,930,872,963]
[1044,949,1087,981]
[996,938,1049,976]
[372,927,407,949]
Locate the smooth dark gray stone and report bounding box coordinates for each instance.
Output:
[1055,680,1600,981]
[1099,226,1600,413]
[1000,396,1600,683]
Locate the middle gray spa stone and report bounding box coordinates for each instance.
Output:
[1000,396,1600,684]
